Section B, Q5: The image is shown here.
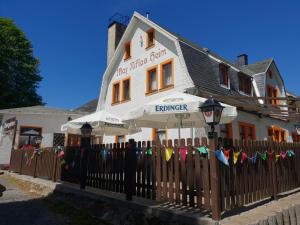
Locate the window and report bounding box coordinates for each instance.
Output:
[152,128,168,143]
[267,85,278,105]
[122,78,131,101]
[160,59,173,89]
[219,123,233,139]
[146,66,158,94]
[238,73,252,95]
[239,122,255,142]
[268,70,273,79]
[67,134,81,147]
[146,28,155,48]
[18,126,42,148]
[268,126,286,142]
[112,82,120,104]
[115,135,125,143]
[124,41,131,60]
[219,64,229,87]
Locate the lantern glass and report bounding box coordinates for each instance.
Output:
[80,123,93,138]
[199,97,224,126]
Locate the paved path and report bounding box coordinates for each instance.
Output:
[0,175,66,225]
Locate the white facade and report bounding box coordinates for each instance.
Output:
[0,111,82,165]
[96,12,296,144]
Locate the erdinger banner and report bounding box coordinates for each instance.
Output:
[3,117,17,134]
[155,104,188,112]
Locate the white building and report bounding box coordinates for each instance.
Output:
[97,12,300,144]
[0,106,84,166]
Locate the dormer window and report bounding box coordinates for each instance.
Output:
[267,70,273,79]
[238,73,252,95]
[146,28,155,49]
[124,41,131,60]
[219,64,229,87]
[267,85,278,105]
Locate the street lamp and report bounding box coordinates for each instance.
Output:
[199,96,224,220]
[199,96,224,133]
[79,122,92,190]
[80,123,93,138]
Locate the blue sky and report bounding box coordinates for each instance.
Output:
[1,0,300,109]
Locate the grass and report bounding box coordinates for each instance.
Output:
[45,197,112,225]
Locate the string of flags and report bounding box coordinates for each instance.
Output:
[161,145,296,167]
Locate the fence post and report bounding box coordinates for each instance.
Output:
[19,150,25,175]
[268,138,278,200]
[209,134,221,220]
[52,149,58,182]
[33,152,38,178]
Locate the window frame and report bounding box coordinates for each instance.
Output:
[219,63,229,88]
[121,77,131,102]
[146,28,155,49]
[124,41,131,60]
[160,58,174,90]
[18,125,43,148]
[266,85,278,105]
[238,73,252,95]
[146,65,158,95]
[112,81,121,105]
[238,121,256,143]
[115,135,125,143]
[268,126,286,143]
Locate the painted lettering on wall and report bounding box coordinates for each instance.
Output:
[116,48,167,76]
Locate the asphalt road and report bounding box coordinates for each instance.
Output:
[0,175,66,225]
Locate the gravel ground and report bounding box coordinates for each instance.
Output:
[0,175,66,225]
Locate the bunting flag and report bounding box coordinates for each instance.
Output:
[147,148,152,155]
[224,149,230,160]
[71,161,75,168]
[280,151,287,160]
[241,152,248,164]
[287,150,295,157]
[233,152,240,164]
[260,151,267,161]
[165,148,173,162]
[252,153,258,164]
[268,151,275,161]
[60,159,66,166]
[197,146,208,154]
[275,154,280,162]
[215,149,229,166]
[179,147,188,162]
[102,149,108,159]
[58,150,65,158]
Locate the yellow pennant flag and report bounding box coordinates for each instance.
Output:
[233,152,240,164]
[275,154,280,162]
[165,148,173,162]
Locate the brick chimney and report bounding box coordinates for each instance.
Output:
[236,54,248,66]
[107,19,127,65]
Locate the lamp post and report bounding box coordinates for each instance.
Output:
[199,96,224,221]
[79,123,93,189]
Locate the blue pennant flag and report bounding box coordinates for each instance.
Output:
[102,149,108,159]
[215,149,229,166]
[250,152,258,164]
[287,150,295,157]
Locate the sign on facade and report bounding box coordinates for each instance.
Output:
[3,117,17,134]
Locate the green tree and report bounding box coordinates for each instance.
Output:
[0,18,44,109]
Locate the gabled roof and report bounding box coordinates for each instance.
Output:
[242,58,273,75]
[0,106,86,116]
[75,98,98,113]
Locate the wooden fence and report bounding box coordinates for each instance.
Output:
[9,138,300,220]
[10,148,61,181]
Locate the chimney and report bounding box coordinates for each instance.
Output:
[107,14,128,65]
[236,54,248,66]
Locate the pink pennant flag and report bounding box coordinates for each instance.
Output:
[280,151,287,160]
[241,152,248,164]
[179,147,188,162]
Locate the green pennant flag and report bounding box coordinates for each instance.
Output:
[260,152,267,161]
[147,148,152,155]
[287,150,295,157]
[197,146,208,154]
